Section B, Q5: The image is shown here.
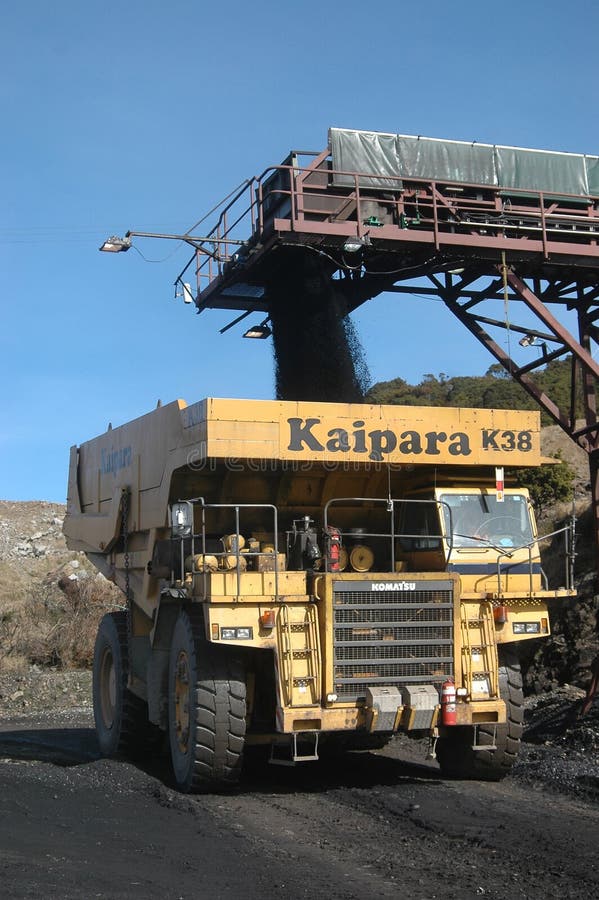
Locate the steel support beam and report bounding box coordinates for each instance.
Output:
[441,293,571,430]
[506,272,599,386]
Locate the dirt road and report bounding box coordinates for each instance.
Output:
[1,707,598,900]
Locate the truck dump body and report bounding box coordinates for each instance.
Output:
[64,399,574,790]
[65,396,541,541]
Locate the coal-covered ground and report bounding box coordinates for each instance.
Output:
[516,684,599,804]
[1,678,598,900]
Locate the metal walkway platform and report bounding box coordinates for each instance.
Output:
[183,140,599,315]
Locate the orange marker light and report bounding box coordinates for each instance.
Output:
[259,610,276,630]
[494,605,509,625]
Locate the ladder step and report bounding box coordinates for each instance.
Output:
[472,724,497,751]
[269,732,320,766]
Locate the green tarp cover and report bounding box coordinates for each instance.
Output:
[397,136,496,187]
[328,129,403,190]
[329,128,599,198]
[586,157,599,195]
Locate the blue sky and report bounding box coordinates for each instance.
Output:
[1,0,598,501]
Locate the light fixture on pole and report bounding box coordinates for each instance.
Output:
[100,227,256,336]
[343,235,371,254]
[99,235,132,253]
[519,333,550,358]
[99,230,245,256]
[243,319,272,339]
[519,333,537,348]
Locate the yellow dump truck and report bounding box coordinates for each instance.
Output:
[64,398,574,790]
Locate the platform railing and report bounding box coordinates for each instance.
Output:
[188,154,599,303]
[322,496,452,573]
[494,522,575,596]
[172,498,280,602]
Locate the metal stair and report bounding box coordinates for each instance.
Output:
[460,601,500,701]
[278,603,321,707]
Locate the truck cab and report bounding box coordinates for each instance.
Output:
[399,485,569,630]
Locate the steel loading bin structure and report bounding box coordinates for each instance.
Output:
[64,397,575,790]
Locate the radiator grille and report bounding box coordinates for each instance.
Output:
[333,580,455,701]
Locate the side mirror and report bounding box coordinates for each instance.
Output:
[170,501,193,537]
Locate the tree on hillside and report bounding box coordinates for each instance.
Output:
[516,451,575,515]
[366,377,410,405]
[366,358,581,426]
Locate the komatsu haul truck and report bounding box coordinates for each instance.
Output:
[64,398,574,791]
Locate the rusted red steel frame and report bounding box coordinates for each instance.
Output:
[441,291,574,432]
[192,155,599,304]
[507,272,599,393]
[430,270,598,443]
[196,155,599,440]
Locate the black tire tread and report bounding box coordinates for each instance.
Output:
[436,646,523,781]
[169,608,246,792]
[93,611,149,758]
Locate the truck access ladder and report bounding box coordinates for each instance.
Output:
[277,603,321,708]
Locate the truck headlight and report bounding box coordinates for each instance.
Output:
[513,622,540,634]
[220,627,253,640]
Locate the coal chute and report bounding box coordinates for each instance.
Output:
[269,253,370,403]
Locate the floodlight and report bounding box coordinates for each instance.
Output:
[519,334,536,348]
[243,320,272,339]
[99,235,132,253]
[343,236,369,253]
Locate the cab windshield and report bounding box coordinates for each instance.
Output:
[440,492,534,549]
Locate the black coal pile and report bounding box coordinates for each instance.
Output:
[515,685,599,805]
[269,253,370,402]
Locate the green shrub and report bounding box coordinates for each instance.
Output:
[517,450,575,515]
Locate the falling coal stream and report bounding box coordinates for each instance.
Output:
[269,253,370,402]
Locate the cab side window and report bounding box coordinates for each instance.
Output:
[398,501,442,551]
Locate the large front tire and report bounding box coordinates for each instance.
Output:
[436,646,524,781]
[168,609,246,792]
[93,611,148,758]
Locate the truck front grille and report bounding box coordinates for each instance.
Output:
[332,579,455,702]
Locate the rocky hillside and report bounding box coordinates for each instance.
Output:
[0,500,67,561]
[0,501,120,673]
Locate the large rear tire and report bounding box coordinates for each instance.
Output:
[168,608,246,792]
[436,646,524,781]
[93,611,149,758]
